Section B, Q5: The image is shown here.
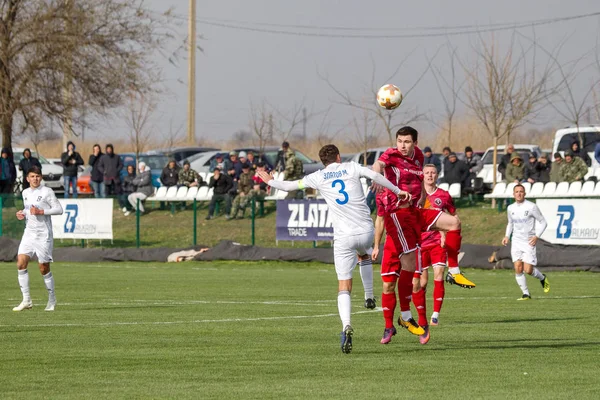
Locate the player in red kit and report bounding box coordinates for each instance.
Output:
[372,126,475,343]
[419,164,457,327]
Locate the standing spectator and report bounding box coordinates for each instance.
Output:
[98,144,123,197]
[209,153,232,173]
[423,146,441,173]
[550,152,563,183]
[283,146,304,199]
[463,146,482,184]
[60,141,84,198]
[88,144,105,198]
[18,149,41,190]
[230,163,253,219]
[441,152,469,186]
[205,168,233,220]
[178,160,202,187]
[559,150,588,183]
[498,144,515,181]
[595,142,600,165]
[570,140,591,167]
[275,141,290,172]
[505,153,525,183]
[0,147,16,195]
[534,153,552,183]
[119,165,136,214]
[126,162,153,216]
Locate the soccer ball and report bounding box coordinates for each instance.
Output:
[376,84,403,110]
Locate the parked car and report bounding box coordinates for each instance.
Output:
[47,157,86,176]
[350,147,388,167]
[233,146,324,175]
[76,166,94,196]
[477,144,542,190]
[12,148,64,193]
[187,151,227,175]
[119,151,170,187]
[158,146,220,163]
[552,125,600,167]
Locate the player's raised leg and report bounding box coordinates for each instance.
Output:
[13,254,32,311]
[435,214,476,288]
[523,263,549,294]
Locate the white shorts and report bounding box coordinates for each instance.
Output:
[511,242,537,266]
[18,235,54,263]
[333,231,374,280]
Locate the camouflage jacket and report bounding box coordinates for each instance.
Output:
[559,157,588,182]
[549,162,562,183]
[178,168,201,187]
[238,171,253,194]
[284,149,303,180]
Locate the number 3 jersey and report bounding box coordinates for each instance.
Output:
[301,161,396,238]
[21,185,63,238]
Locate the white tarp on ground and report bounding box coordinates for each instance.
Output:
[537,199,600,246]
[51,199,113,240]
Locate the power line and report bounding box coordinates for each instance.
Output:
[157,10,600,39]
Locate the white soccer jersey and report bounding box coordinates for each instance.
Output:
[300,161,398,238]
[21,185,63,239]
[505,200,547,244]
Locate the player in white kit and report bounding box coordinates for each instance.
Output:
[13,166,64,311]
[502,184,550,300]
[257,145,410,353]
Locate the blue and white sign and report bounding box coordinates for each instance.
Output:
[51,199,114,239]
[276,199,334,241]
[537,199,600,245]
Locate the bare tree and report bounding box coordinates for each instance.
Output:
[123,92,156,163]
[319,51,432,147]
[463,33,553,190]
[25,126,61,157]
[233,129,252,144]
[161,119,185,151]
[249,101,273,151]
[0,0,174,149]
[349,103,381,165]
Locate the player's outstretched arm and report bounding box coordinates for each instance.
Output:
[257,170,302,192]
[359,166,410,201]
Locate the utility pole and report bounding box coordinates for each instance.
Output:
[302,107,307,140]
[63,0,74,150]
[187,0,196,145]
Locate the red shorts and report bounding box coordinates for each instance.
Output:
[384,207,421,256]
[381,233,423,282]
[421,245,447,268]
[419,208,444,232]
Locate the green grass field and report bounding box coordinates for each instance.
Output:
[1,261,598,399]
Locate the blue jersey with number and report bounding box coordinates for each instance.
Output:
[301,161,373,237]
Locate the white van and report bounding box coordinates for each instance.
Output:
[551,125,600,168]
[12,148,64,193]
[477,144,542,190]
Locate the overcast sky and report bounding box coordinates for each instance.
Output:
[88,0,600,147]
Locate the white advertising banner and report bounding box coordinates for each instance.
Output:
[51,199,113,239]
[536,199,600,246]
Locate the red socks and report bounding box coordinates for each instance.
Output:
[398,269,413,312]
[412,288,427,327]
[445,230,462,268]
[381,292,396,329]
[433,279,445,313]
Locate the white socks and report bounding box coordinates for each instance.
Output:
[337,291,351,329]
[448,267,461,275]
[18,269,31,301]
[401,310,413,322]
[359,259,374,300]
[515,273,529,295]
[531,268,544,281]
[43,272,55,300]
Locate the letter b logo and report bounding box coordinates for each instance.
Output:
[64,204,78,233]
[556,205,574,239]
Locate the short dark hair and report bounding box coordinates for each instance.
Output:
[395,126,418,142]
[319,144,340,166]
[27,166,42,176]
[513,183,525,193]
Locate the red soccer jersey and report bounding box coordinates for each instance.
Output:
[376,188,400,216]
[378,146,424,207]
[421,187,456,248]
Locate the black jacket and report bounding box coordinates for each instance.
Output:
[524,160,551,183]
[98,153,123,184]
[121,172,136,193]
[88,153,104,183]
[60,149,84,177]
[0,148,16,183]
[571,143,592,167]
[160,165,180,187]
[498,152,512,180]
[18,153,42,174]
[424,154,442,173]
[443,160,470,185]
[209,173,233,195]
